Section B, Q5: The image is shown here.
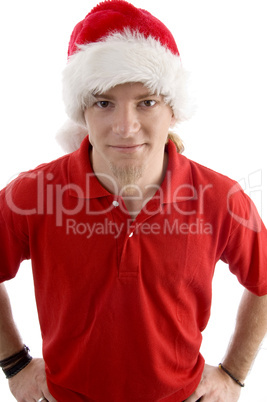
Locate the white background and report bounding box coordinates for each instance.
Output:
[0,0,267,400]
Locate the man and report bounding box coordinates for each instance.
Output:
[0,1,267,401]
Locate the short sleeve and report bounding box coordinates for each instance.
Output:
[221,184,267,296]
[0,184,30,283]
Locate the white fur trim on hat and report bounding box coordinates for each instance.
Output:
[65,30,191,121]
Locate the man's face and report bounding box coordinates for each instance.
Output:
[84,82,176,188]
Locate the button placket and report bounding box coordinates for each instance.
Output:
[117,219,142,279]
[108,196,163,279]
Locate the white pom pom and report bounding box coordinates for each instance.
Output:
[56,120,88,153]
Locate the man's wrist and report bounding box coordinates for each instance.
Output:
[219,363,245,387]
[0,345,32,379]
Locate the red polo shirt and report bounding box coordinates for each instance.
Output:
[1,138,267,401]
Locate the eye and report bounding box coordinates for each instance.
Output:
[140,100,157,107]
[96,101,110,108]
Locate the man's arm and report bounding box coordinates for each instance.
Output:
[186,289,267,401]
[0,283,56,401]
[222,288,267,382]
[0,283,24,360]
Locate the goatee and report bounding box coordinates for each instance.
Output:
[109,163,144,195]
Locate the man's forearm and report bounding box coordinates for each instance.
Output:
[0,282,24,360]
[222,289,267,382]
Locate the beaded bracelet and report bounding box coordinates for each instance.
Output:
[0,345,33,379]
[219,363,245,387]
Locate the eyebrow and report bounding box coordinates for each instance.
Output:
[94,94,114,100]
[93,92,159,100]
[135,92,158,100]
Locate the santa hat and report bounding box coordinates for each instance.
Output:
[57,0,192,153]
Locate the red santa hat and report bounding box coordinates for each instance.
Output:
[57,0,192,153]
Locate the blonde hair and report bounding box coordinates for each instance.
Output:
[167,132,184,154]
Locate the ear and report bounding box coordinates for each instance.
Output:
[170,114,177,128]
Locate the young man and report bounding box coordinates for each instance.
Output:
[0,1,267,401]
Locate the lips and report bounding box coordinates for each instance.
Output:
[109,144,145,153]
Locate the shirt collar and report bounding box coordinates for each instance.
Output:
[68,136,110,199]
[160,139,194,204]
[68,136,194,203]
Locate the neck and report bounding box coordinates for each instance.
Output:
[90,150,168,219]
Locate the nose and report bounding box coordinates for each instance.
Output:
[112,105,141,137]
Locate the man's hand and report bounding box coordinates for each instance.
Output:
[8,358,57,402]
[185,364,242,402]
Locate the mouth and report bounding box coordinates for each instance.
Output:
[108,144,145,153]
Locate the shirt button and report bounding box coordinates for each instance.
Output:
[129,232,133,238]
[112,200,119,207]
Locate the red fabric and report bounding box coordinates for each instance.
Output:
[1,138,267,401]
[68,0,179,57]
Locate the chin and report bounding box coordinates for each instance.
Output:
[109,162,144,187]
